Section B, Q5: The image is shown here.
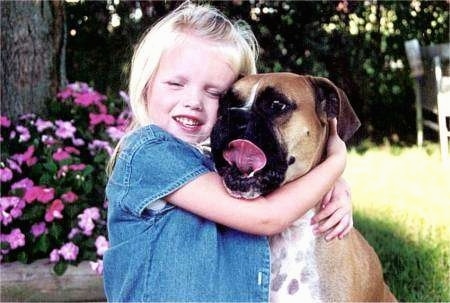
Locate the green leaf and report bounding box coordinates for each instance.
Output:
[18,204,45,221]
[82,165,95,177]
[49,223,64,241]
[53,261,68,276]
[35,234,51,253]
[1,241,11,250]
[43,161,58,173]
[93,153,104,164]
[39,173,52,185]
[82,181,93,194]
[17,251,28,264]
[30,163,44,176]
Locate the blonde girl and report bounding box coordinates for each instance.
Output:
[104,2,352,301]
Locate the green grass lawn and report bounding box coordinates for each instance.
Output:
[344,144,450,301]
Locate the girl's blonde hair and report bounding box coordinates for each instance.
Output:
[107,2,259,173]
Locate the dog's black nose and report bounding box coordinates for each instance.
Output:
[226,107,253,132]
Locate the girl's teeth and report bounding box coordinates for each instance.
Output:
[175,117,199,126]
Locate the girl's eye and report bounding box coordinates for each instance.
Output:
[207,90,224,98]
[167,81,183,87]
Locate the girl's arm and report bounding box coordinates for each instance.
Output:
[167,119,347,236]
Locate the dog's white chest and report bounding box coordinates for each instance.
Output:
[269,210,320,302]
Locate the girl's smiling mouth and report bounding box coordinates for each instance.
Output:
[173,115,203,130]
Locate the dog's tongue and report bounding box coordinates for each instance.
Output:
[223,139,267,176]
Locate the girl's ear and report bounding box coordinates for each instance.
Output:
[309,76,361,142]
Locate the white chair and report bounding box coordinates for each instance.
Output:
[404,39,450,163]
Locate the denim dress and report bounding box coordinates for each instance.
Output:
[104,125,270,302]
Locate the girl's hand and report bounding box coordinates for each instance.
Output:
[326,118,347,160]
[310,177,353,241]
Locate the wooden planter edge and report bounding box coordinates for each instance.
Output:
[1,259,106,302]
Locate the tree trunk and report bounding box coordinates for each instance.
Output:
[1,0,67,119]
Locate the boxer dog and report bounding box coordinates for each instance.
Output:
[210,73,396,302]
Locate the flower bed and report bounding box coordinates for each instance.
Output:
[0,82,129,282]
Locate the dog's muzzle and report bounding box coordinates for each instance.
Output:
[211,108,288,199]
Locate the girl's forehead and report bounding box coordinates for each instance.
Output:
[163,33,240,73]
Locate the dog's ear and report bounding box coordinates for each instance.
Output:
[309,76,361,141]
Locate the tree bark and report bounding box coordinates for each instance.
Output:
[1,0,67,119]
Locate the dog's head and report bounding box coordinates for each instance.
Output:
[211,73,360,199]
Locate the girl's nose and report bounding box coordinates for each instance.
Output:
[182,89,203,111]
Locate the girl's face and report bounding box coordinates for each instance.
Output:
[146,35,237,144]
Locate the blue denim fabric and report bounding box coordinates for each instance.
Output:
[104,125,270,302]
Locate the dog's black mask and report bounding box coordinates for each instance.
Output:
[211,88,290,199]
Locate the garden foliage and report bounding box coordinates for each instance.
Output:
[0,83,129,275]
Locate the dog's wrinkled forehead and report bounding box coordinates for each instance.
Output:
[231,73,315,107]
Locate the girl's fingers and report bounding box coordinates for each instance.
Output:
[321,187,333,208]
[328,118,338,135]
[324,214,351,241]
[313,207,345,234]
[338,216,354,239]
[311,201,337,224]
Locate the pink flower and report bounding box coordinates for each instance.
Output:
[73,91,106,107]
[89,113,115,126]
[9,202,24,219]
[16,125,30,142]
[85,207,100,220]
[49,249,60,262]
[5,228,25,249]
[107,126,125,141]
[119,90,130,104]
[1,196,26,226]
[95,235,109,256]
[61,191,78,203]
[89,260,104,275]
[1,196,25,213]
[1,211,12,225]
[24,186,55,204]
[31,222,47,237]
[96,103,108,114]
[117,110,131,126]
[71,137,85,146]
[44,199,64,222]
[88,140,113,156]
[77,207,100,236]
[69,163,86,171]
[11,178,34,190]
[0,167,13,182]
[35,118,54,132]
[6,159,21,173]
[64,146,80,155]
[19,113,35,120]
[12,145,37,167]
[55,120,76,139]
[68,227,80,239]
[57,82,91,100]
[57,165,69,178]
[52,148,71,161]
[57,88,73,100]
[59,242,79,261]
[42,135,57,146]
[0,116,11,127]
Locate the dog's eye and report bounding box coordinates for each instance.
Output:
[270,100,288,112]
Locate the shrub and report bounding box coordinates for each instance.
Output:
[0,83,129,275]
